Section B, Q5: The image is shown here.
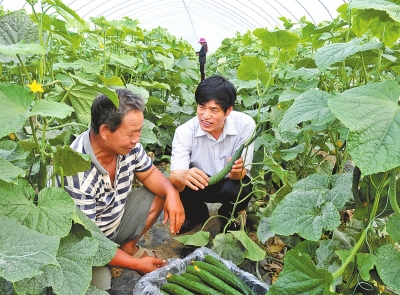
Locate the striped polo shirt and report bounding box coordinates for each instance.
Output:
[170,111,256,177]
[54,129,152,239]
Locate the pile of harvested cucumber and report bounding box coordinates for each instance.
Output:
[160,254,257,295]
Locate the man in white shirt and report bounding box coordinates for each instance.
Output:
[169,76,256,233]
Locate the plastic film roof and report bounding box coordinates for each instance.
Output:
[0,0,348,52]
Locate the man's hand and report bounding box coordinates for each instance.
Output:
[170,168,209,191]
[228,157,247,180]
[163,190,185,234]
[136,256,166,274]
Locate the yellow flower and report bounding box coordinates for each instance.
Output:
[27,80,44,93]
[277,104,281,108]
[8,133,16,140]
[99,42,105,49]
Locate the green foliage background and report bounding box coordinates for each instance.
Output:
[1,0,400,294]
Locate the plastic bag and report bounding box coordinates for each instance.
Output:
[132,247,269,295]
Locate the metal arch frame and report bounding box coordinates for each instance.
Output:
[140,9,243,38]
[248,0,283,29]
[106,0,254,31]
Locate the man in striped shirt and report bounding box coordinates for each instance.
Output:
[53,89,184,290]
[169,76,256,234]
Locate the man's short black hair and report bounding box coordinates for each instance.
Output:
[91,88,145,134]
[195,75,236,113]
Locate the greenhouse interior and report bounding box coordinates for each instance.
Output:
[1,0,400,295]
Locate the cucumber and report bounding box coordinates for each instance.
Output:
[203,255,256,295]
[187,265,243,295]
[192,260,256,295]
[160,282,194,295]
[208,144,245,185]
[166,273,223,295]
[208,127,262,185]
[180,271,203,283]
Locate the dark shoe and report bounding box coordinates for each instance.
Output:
[178,219,202,234]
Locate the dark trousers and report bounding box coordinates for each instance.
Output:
[200,62,205,81]
[179,176,252,222]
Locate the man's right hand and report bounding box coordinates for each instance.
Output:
[169,168,209,192]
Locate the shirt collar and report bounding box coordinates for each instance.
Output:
[195,112,238,141]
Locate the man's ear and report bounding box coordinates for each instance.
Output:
[226,106,233,116]
[98,124,109,140]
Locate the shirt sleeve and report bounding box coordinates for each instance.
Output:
[63,173,97,221]
[170,125,192,171]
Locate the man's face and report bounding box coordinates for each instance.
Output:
[197,100,232,139]
[105,109,144,155]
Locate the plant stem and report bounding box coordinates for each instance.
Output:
[332,171,388,280]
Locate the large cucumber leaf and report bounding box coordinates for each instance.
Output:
[14,224,98,295]
[0,83,73,139]
[375,244,400,292]
[268,250,334,295]
[315,38,382,69]
[328,81,400,175]
[279,89,336,131]
[73,208,118,267]
[0,10,40,62]
[0,216,59,282]
[0,179,75,238]
[270,173,353,241]
[349,0,400,22]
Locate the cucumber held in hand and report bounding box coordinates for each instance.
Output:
[208,127,262,185]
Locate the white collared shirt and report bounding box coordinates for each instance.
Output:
[170,111,256,177]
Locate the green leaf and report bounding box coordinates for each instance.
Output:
[153,52,174,70]
[253,28,300,51]
[68,85,97,125]
[31,100,74,119]
[174,230,210,247]
[110,53,138,68]
[0,278,13,295]
[349,0,400,22]
[237,56,271,86]
[140,80,171,91]
[356,253,376,281]
[126,84,149,100]
[15,224,98,295]
[279,89,336,131]
[0,10,41,62]
[0,180,75,237]
[229,231,266,261]
[315,39,383,69]
[257,217,275,244]
[68,73,118,107]
[0,83,34,139]
[99,76,125,86]
[0,42,45,56]
[73,208,118,266]
[0,216,59,282]
[326,172,354,210]
[268,250,334,295]
[270,174,343,241]
[263,154,297,187]
[0,157,26,182]
[375,244,400,292]
[387,214,400,243]
[53,145,91,176]
[211,233,245,265]
[328,81,400,175]
[280,142,306,161]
